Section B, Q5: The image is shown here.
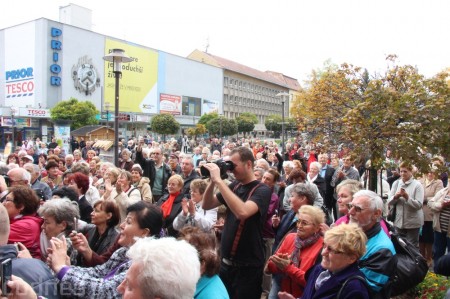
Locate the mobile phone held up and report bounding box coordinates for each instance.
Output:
[1,258,12,295]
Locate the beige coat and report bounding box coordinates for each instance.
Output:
[136,177,153,203]
[428,187,450,237]
[419,178,444,221]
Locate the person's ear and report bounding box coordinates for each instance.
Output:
[142,228,150,237]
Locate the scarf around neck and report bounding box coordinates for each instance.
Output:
[290,232,321,267]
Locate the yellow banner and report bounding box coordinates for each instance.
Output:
[104,39,158,113]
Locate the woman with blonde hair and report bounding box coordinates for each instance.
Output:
[156,174,185,237]
[266,205,325,298]
[284,223,370,299]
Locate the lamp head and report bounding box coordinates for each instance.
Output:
[103,49,132,72]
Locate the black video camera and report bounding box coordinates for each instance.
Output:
[200,160,234,180]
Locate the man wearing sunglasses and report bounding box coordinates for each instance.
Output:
[349,190,396,299]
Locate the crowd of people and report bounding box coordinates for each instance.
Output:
[0,134,449,299]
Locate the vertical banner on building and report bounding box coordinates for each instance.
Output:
[54,125,71,155]
[104,39,158,114]
[4,23,36,107]
[202,99,219,114]
[160,93,181,115]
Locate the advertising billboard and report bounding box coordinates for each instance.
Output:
[4,23,36,107]
[104,39,158,114]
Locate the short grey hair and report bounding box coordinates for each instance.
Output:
[127,237,200,299]
[254,168,265,179]
[292,182,315,205]
[353,190,384,212]
[283,161,293,168]
[7,167,31,182]
[38,198,80,234]
[256,159,270,171]
[309,161,321,172]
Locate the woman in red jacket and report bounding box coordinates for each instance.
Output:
[3,186,42,259]
[265,205,324,298]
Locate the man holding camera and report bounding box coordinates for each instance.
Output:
[203,146,271,299]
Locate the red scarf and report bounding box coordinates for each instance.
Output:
[161,191,180,219]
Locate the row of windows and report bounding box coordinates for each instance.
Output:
[224,94,282,110]
[223,77,283,98]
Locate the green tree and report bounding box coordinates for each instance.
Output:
[50,98,98,130]
[151,114,180,142]
[198,112,218,125]
[186,124,207,139]
[206,117,238,137]
[291,55,450,190]
[236,112,258,137]
[265,115,282,137]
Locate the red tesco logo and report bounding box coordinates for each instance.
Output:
[6,81,35,94]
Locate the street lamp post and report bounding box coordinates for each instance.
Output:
[103,49,132,167]
[276,92,289,155]
[219,114,223,140]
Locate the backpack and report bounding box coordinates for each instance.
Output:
[385,221,428,296]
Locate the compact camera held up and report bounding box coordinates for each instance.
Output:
[200,160,234,180]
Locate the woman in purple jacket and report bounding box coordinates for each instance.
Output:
[279,223,371,299]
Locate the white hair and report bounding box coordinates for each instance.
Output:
[309,161,321,172]
[127,237,200,299]
[256,158,270,171]
[283,161,294,168]
[353,190,384,212]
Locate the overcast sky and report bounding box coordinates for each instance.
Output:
[1,0,450,85]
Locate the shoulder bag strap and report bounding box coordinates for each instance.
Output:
[337,275,371,299]
[230,182,263,258]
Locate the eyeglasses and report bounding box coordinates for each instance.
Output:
[296,220,313,227]
[322,244,344,255]
[346,203,367,213]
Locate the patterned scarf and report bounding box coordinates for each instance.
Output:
[290,232,321,267]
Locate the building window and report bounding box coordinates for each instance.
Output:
[182,96,201,116]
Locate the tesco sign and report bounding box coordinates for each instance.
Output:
[19,108,50,118]
[5,67,35,98]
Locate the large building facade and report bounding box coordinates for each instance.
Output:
[0,16,222,150]
[0,4,301,150]
[188,50,301,136]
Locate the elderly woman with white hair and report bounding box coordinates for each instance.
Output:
[307,161,326,199]
[117,237,200,299]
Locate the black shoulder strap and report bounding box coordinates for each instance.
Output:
[230,182,263,258]
[337,275,371,299]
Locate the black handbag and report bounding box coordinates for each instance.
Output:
[387,203,396,222]
[387,224,428,296]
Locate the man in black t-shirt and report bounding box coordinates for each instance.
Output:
[203,146,271,299]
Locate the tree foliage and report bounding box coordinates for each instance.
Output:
[206,117,238,137]
[291,55,450,172]
[50,98,98,130]
[236,112,258,137]
[265,115,298,137]
[151,114,180,140]
[198,112,218,125]
[186,124,207,138]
